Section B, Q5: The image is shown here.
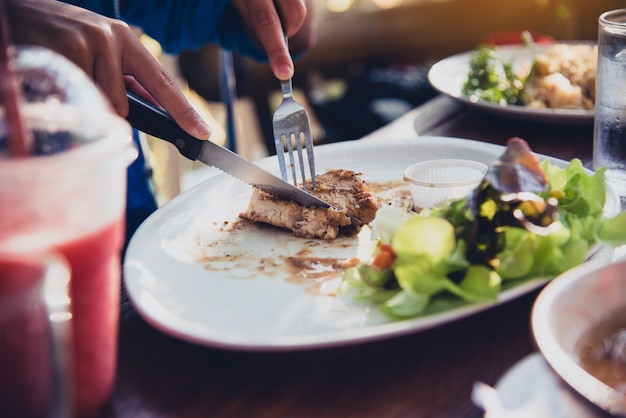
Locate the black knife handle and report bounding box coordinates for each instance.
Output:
[126,91,203,161]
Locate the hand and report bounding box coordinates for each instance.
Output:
[6,0,211,139]
[231,0,316,80]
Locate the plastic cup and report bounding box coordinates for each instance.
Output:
[0,252,72,418]
[403,159,487,210]
[0,47,135,416]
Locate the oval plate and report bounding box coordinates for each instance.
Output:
[124,137,615,351]
[428,43,595,125]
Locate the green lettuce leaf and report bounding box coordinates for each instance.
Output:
[340,158,626,321]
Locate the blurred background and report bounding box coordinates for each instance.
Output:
[142,0,626,204]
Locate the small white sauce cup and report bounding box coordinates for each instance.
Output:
[403,159,488,209]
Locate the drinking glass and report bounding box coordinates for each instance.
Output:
[593,9,626,206]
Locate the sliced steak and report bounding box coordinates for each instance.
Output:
[240,169,379,239]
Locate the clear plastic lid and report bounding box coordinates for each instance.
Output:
[0,46,117,158]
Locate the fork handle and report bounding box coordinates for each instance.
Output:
[280,35,294,97]
[280,79,293,98]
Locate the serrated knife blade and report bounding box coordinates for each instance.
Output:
[125,92,339,210]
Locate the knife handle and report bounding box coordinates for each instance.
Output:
[125,91,203,161]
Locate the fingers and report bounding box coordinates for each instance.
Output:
[123,75,159,107]
[119,30,211,139]
[284,0,317,54]
[233,0,309,80]
[86,20,210,140]
[274,0,308,36]
[8,0,211,140]
[90,20,128,117]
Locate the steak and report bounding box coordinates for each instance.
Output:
[240,169,379,239]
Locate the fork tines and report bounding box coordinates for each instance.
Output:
[273,87,316,191]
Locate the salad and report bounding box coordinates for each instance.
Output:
[339,138,626,320]
[461,43,525,106]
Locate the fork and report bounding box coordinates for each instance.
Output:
[272,36,316,191]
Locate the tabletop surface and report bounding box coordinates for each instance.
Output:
[107,96,600,418]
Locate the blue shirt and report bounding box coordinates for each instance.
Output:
[61,0,267,60]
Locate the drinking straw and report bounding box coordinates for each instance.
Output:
[0,0,30,157]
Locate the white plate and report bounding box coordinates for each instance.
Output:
[123,137,615,351]
[428,43,595,124]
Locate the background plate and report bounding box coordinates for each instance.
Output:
[124,137,613,351]
[428,43,595,125]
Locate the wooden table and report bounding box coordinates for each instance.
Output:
[108,96,596,418]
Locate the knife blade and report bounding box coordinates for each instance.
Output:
[125,91,340,210]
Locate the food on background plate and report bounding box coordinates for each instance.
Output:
[522,43,597,110]
[240,169,378,240]
[340,137,626,320]
[462,45,524,106]
[462,34,597,110]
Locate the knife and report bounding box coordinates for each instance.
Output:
[125,91,338,210]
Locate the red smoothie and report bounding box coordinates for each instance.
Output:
[0,217,125,417]
[0,260,54,418]
[55,216,125,417]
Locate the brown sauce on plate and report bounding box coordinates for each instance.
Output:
[193,179,409,292]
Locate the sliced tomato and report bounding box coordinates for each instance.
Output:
[372,243,396,270]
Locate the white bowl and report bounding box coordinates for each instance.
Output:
[531,259,626,416]
[403,159,487,209]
